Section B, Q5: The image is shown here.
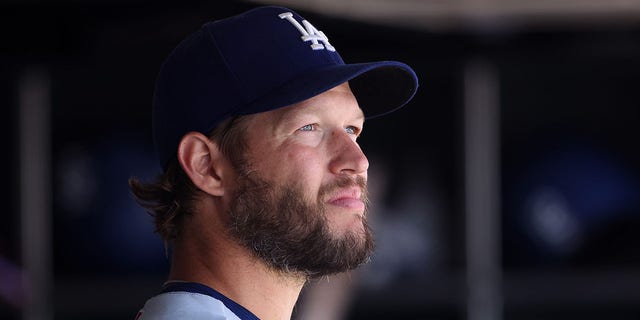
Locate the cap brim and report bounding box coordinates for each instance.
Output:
[237,60,418,120]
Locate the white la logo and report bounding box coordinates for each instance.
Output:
[279,12,336,52]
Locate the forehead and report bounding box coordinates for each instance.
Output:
[260,82,364,123]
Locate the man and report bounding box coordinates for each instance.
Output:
[130,5,418,320]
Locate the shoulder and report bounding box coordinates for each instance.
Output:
[136,291,241,320]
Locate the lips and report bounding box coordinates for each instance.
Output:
[326,187,365,210]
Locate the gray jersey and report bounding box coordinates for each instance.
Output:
[136,282,258,320]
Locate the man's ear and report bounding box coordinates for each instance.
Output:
[177,132,227,197]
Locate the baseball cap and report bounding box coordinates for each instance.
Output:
[153,5,419,171]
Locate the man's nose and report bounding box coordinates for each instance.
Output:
[328,130,369,176]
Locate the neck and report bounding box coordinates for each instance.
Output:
[169,230,306,320]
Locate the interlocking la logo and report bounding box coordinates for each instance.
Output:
[279,12,336,52]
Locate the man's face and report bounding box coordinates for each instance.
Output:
[226,82,373,277]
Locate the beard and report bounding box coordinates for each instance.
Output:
[227,163,374,278]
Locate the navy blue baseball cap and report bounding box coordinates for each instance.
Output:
[153,5,419,171]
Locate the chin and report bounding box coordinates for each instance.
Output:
[328,212,366,237]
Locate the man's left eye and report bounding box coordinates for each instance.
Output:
[345,126,360,136]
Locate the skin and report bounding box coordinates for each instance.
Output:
[241,82,369,237]
[172,82,368,320]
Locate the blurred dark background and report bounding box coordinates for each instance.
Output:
[1,0,640,319]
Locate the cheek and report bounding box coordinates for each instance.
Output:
[278,147,326,189]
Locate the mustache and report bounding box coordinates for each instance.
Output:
[319,175,369,206]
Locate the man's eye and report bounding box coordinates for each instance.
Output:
[345,126,360,136]
[299,124,317,132]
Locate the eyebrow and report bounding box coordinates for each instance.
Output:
[276,107,365,127]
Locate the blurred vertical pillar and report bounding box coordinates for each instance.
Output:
[464,60,502,320]
[19,68,53,320]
